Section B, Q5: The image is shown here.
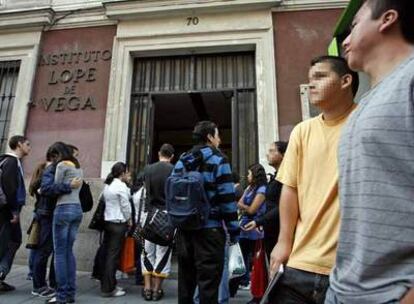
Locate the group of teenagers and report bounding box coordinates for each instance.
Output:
[178,1,414,303]
[0,1,413,304]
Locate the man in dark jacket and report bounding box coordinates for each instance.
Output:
[243,141,288,259]
[0,135,31,292]
[171,121,239,304]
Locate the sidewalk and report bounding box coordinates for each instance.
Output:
[0,265,251,304]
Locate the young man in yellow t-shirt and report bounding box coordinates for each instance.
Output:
[268,56,359,304]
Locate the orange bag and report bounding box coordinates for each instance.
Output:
[251,239,268,298]
[119,237,135,273]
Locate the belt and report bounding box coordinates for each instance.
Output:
[108,220,126,224]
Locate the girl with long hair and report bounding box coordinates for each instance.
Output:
[32,143,81,301]
[232,164,267,302]
[46,143,83,304]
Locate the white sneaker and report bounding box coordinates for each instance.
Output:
[240,283,251,290]
[112,289,126,297]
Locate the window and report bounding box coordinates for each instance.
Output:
[0,60,20,152]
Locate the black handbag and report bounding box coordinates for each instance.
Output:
[88,194,105,231]
[140,208,175,246]
[132,186,175,246]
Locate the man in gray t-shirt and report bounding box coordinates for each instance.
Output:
[326,1,414,304]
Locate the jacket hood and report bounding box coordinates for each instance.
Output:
[180,145,216,170]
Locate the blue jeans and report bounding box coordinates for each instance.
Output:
[269,266,329,304]
[53,204,82,302]
[28,249,35,277]
[193,242,230,304]
[33,215,55,289]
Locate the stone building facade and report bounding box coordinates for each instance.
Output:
[0,0,348,269]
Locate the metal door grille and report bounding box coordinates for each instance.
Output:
[0,61,20,152]
[131,52,256,94]
[129,52,258,176]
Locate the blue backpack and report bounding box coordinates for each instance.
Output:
[165,155,212,230]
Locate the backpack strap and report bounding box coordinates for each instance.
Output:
[0,157,10,171]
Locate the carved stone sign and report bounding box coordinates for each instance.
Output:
[26,26,116,178]
[34,49,111,112]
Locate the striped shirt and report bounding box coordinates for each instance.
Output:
[329,52,414,303]
[171,145,239,238]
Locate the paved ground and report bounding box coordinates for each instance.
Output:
[0,265,251,304]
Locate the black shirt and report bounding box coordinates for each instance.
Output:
[144,161,174,210]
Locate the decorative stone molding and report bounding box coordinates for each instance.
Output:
[101,8,279,177]
[274,0,348,11]
[0,0,51,10]
[0,8,54,30]
[48,7,116,30]
[104,0,282,19]
[52,0,102,11]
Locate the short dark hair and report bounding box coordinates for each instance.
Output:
[365,0,414,44]
[274,141,288,155]
[159,143,174,158]
[311,55,360,97]
[8,135,28,150]
[192,121,218,144]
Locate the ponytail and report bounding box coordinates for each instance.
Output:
[104,173,114,185]
[105,162,127,185]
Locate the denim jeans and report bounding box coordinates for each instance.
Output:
[33,215,55,290]
[28,249,35,277]
[194,241,230,304]
[269,266,329,304]
[0,220,22,278]
[53,204,82,302]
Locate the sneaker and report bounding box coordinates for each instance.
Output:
[26,274,33,281]
[32,287,55,297]
[0,271,6,281]
[101,289,126,298]
[0,281,15,292]
[112,289,126,297]
[240,282,251,290]
[116,286,125,291]
[45,297,66,304]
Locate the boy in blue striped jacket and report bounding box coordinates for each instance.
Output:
[172,121,239,304]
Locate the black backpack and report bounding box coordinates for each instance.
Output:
[79,181,93,213]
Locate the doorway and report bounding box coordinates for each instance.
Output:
[151,91,232,162]
[127,52,258,182]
